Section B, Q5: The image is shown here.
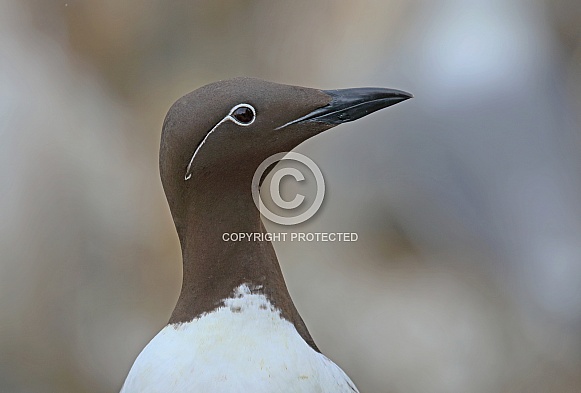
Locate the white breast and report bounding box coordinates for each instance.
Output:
[121,284,358,393]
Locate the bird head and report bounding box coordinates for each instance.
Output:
[159,77,411,227]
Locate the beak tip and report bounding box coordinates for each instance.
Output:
[396,90,414,100]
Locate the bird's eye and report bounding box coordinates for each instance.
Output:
[230,105,255,125]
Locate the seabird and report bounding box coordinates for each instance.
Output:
[121,77,412,392]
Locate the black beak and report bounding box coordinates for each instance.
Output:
[277,87,412,129]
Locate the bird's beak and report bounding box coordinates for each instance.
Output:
[276,87,412,129]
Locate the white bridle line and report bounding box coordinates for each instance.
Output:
[184,117,226,180]
[184,103,256,181]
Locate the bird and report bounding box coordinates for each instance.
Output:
[120,77,412,392]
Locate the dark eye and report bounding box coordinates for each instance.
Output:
[231,106,255,124]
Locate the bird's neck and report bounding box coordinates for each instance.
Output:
[169,181,319,350]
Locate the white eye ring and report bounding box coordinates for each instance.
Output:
[228,103,256,126]
[184,103,257,180]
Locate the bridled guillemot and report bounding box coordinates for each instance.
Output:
[121,77,411,392]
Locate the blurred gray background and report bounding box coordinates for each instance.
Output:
[1,0,580,392]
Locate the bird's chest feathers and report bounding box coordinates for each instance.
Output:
[122,284,354,392]
[169,285,304,364]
